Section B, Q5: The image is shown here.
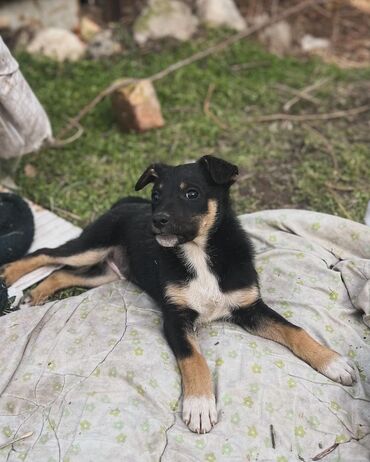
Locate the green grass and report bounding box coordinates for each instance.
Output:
[13,31,370,225]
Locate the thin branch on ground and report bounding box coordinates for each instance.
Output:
[57,78,136,140]
[55,0,326,142]
[248,104,370,123]
[325,182,354,192]
[49,123,84,147]
[203,84,228,129]
[303,123,338,171]
[231,60,271,72]
[275,83,321,107]
[283,77,331,111]
[326,184,354,220]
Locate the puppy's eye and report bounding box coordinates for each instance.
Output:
[185,189,199,200]
[152,191,160,203]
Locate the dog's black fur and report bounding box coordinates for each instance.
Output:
[0,193,34,266]
[2,156,356,433]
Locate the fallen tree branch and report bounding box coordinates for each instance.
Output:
[203,84,228,129]
[56,0,325,141]
[283,77,331,111]
[303,123,338,171]
[275,83,321,107]
[248,104,370,123]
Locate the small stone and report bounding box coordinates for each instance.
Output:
[112,80,165,132]
[27,28,86,62]
[196,0,246,31]
[87,30,122,59]
[254,14,292,56]
[301,34,330,52]
[24,164,37,178]
[134,0,198,44]
[80,17,101,42]
[0,0,79,31]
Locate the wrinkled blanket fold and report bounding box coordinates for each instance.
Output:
[0,210,369,461]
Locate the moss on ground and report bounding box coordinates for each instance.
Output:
[14,31,370,226]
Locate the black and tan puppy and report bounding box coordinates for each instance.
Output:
[2,156,356,433]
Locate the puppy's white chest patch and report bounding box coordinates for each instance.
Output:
[181,243,229,322]
[165,242,259,323]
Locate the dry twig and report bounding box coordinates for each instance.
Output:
[56,0,326,141]
[275,83,321,107]
[303,123,338,171]
[231,60,270,72]
[283,78,331,112]
[249,104,370,123]
[203,84,228,129]
[312,442,339,461]
[270,424,276,449]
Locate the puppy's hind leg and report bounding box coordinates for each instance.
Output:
[231,299,357,386]
[2,210,120,286]
[29,262,119,305]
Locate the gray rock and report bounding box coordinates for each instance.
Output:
[134,0,199,44]
[27,28,86,62]
[196,0,246,31]
[0,0,79,31]
[87,30,122,59]
[253,14,292,56]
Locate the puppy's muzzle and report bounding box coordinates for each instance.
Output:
[152,212,170,231]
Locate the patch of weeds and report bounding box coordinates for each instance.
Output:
[14,32,370,226]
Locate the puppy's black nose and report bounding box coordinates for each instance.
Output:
[152,213,170,229]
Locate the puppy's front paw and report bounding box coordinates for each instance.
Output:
[183,395,217,434]
[322,355,357,386]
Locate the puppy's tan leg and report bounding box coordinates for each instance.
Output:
[232,299,356,385]
[2,248,110,286]
[169,330,217,434]
[29,264,119,305]
[261,322,356,385]
[2,255,54,286]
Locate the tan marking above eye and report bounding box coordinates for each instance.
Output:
[180,182,187,190]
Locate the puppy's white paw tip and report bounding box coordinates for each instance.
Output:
[183,395,217,434]
[322,355,357,386]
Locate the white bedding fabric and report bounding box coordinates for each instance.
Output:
[0,209,369,462]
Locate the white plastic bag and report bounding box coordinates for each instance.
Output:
[0,35,52,160]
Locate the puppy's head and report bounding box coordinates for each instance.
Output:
[135,156,238,247]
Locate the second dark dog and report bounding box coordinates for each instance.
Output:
[2,155,356,433]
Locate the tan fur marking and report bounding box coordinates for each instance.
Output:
[178,336,213,398]
[3,255,53,285]
[57,249,110,267]
[180,182,187,190]
[166,284,259,311]
[229,286,260,308]
[197,199,218,243]
[29,266,118,305]
[3,248,111,286]
[165,284,188,307]
[260,323,338,372]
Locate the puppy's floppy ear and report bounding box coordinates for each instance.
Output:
[198,155,238,185]
[135,164,160,191]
